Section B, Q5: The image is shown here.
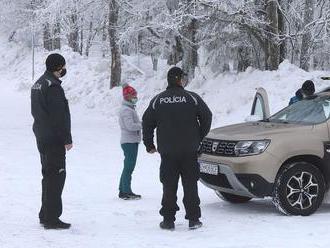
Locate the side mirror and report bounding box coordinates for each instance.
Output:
[245,115,263,122]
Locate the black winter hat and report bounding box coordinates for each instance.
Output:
[295,89,303,99]
[167,67,186,86]
[46,53,66,72]
[301,80,315,96]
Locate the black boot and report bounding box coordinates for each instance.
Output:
[159,220,175,230]
[127,192,141,200]
[189,220,203,230]
[119,192,141,200]
[39,218,45,225]
[119,192,130,200]
[44,219,71,230]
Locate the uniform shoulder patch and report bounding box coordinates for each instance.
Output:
[31,83,42,90]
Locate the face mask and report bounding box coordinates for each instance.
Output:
[60,68,67,77]
[131,97,138,104]
[181,77,189,88]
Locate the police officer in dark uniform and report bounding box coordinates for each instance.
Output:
[31,53,72,229]
[142,67,212,230]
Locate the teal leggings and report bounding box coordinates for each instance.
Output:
[119,143,139,193]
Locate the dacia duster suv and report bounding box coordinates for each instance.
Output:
[199,88,330,216]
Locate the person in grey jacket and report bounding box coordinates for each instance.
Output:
[118,84,142,200]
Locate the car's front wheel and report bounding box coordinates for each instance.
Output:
[215,190,252,203]
[273,162,325,216]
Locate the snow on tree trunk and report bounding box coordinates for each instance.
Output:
[68,11,80,53]
[80,17,84,55]
[266,0,280,70]
[151,54,158,71]
[43,22,61,51]
[102,16,108,58]
[237,46,251,72]
[182,18,198,82]
[166,0,182,66]
[53,21,61,50]
[108,0,121,89]
[167,36,183,65]
[43,23,52,51]
[278,0,286,63]
[85,19,94,57]
[300,0,314,71]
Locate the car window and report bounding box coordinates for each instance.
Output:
[252,94,265,120]
[269,95,330,125]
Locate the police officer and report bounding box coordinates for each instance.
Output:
[31,53,72,229]
[142,67,212,230]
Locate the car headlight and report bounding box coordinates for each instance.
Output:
[234,140,270,156]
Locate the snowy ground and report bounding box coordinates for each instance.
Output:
[3,40,330,247]
[3,74,330,248]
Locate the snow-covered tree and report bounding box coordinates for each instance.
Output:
[1,0,330,87]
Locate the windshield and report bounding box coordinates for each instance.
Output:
[268,95,330,125]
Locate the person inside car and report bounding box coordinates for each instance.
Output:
[289,80,315,105]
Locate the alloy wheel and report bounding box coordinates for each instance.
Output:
[286,171,319,210]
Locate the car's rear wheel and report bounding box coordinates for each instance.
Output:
[215,190,252,203]
[273,162,325,216]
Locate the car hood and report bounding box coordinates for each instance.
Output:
[207,121,313,140]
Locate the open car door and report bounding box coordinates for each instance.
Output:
[250,87,270,121]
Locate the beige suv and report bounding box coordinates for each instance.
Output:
[199,88,330,216]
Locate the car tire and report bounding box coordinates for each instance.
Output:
[215,190,252,203]
[273,162,325,216]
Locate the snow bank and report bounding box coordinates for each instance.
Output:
[2,35,330,128]
[62,57,330,128]
[8,48,330,129]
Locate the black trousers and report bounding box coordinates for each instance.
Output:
[37,140,66,222]
[159,152,201,222]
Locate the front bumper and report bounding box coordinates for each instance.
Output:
[198,160,273,198]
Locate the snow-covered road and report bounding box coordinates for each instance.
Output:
[1,78,330,248]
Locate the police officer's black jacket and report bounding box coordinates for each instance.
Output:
[31,71,72,145]
[142,84,212,154]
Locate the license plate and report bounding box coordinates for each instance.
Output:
[199,162,219,175]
